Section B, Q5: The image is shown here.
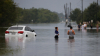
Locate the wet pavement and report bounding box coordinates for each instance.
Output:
[0,22,100,56]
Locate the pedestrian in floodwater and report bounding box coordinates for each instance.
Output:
[84,23,87,30]
[55,27,59,42]
[67,27,75,39]
[96,24,99,32]
[90,23,93,29]
[82,24,84,31]
[78,23,81,31]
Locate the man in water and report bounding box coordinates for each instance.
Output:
[90,23,93,29]
[55,27,59,42]
[78,23,81,31]
[67,27,75,39]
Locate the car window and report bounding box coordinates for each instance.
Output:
[25,27,32,31]
[8,27,23,30]
[25,27,28,31]
[27,27,32,31]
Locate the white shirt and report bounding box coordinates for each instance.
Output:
[84,24,87,27]
[82,25,84,30]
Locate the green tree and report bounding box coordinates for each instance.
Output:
[16,7,24,23]
[70,8,81,22]
[17,8,59,23]
[55,12,65,22]
[83,2,100,23]
[0,0,17,26]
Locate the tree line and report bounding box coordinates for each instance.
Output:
[70,2,100,25]
[16,7,59,23]
[0,0,65,27]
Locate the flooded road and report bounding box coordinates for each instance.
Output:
[0,22,100,56]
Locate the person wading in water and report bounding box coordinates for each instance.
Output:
[78,23,81,31]
[55,27,59,42]
[67,27,75,39]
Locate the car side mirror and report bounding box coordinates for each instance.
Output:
[32,30,35,32]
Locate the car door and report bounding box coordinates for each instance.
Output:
[27,27,33,37]
[25,27,31,37]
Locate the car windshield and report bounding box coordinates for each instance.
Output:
[8,27,23,30]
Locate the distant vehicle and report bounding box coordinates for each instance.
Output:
[71,22,77,27]
[5,25,36,37]
[67,22,77,27]
[67,22,71,27]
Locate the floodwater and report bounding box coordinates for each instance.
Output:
[0,22,100,56]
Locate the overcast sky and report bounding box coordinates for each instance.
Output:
[14,0,100,13]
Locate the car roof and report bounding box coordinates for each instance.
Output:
[11,25,26,27]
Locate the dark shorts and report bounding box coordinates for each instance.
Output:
[55,35,59,40]
[69,36,74,39]
[84,27,86,29]
[90,26,92,28]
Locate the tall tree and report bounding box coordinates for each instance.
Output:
[70,8,81,22]
[0,0,17,26]
[83,2,100,23]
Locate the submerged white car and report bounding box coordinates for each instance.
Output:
[5,25,36,37]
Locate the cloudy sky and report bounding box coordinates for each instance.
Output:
[14,0,100,13]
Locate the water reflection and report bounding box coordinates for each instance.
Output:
[1,23,100,56]
[5,36,36,47]
[5,37,26,56]
[55,41,58,56]
[5,37,25,43]
[96,28,99,33]
[68,39,75,43]
[96,24,99,33]
[0,28,11,55]
[5,36,36,56]
[54,35,59,56]
[68,39,75,56]
[82,29,87,32]
[82,29,87,36]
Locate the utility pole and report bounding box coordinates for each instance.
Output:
[64,3,68,26]
[82,0,83,24]
[68,7,69,18]
[96,0,98,23]
[64,3,67,19]
[70,2,71,15]
[66,3,67,19]
[70,2,71,22]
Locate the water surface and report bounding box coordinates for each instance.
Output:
[0,22,100,56]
